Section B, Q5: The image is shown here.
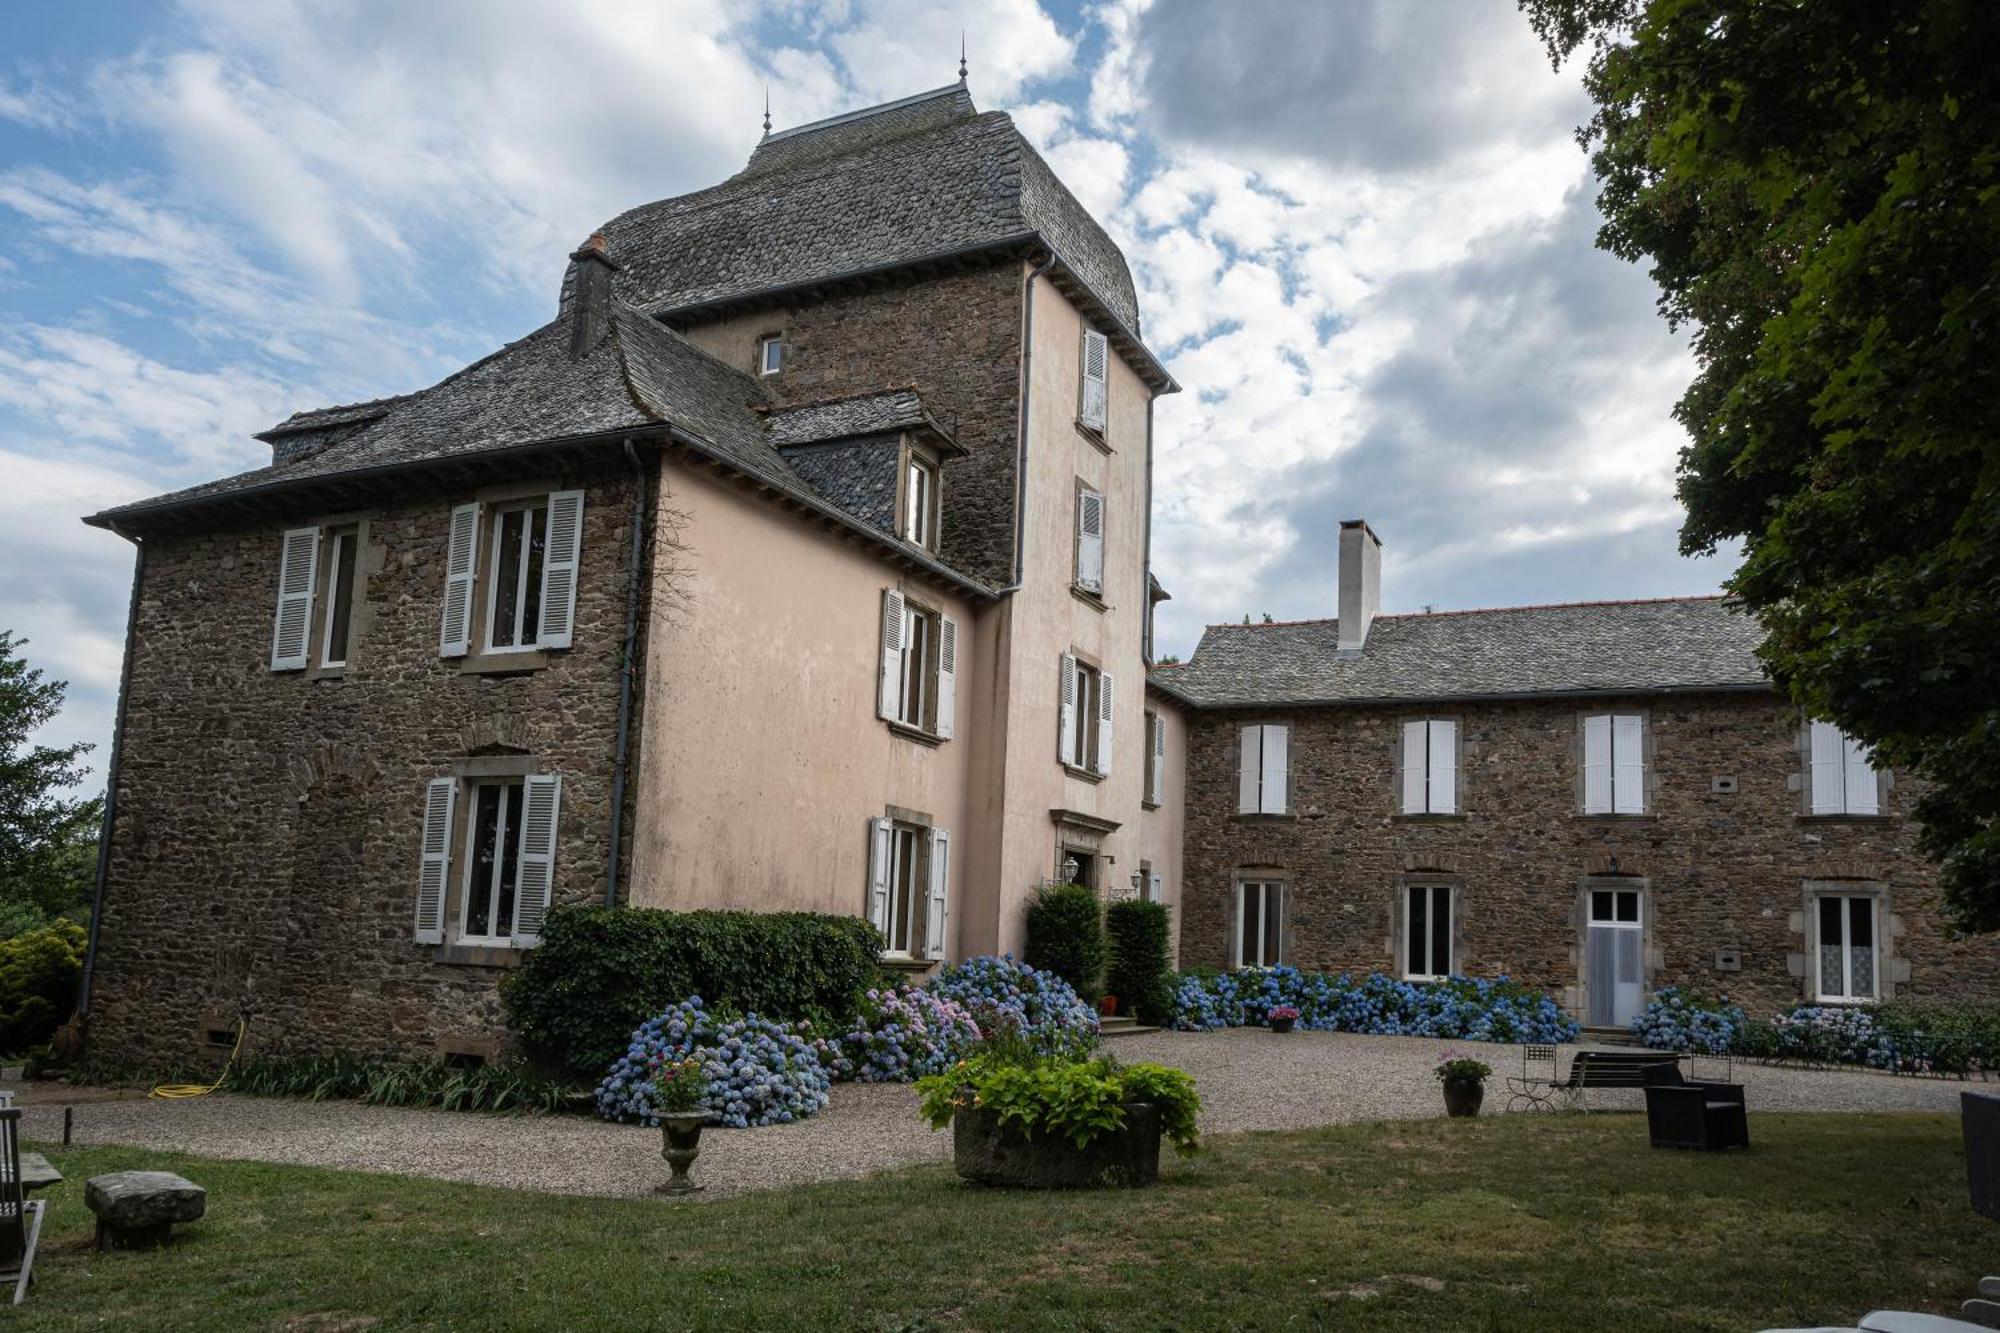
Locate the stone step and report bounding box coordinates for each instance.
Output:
[1098,1016,1159,1037]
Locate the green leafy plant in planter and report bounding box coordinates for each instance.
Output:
[917,1050,1201,1155]
[1434,1051,1493,1119]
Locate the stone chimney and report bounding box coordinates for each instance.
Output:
[567,233,620,357]
[1336,520,1382,651]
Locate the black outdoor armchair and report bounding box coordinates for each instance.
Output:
[1642,1061,1749,1150]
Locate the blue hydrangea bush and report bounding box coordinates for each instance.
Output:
[1169,967,1579,1044]
[596,998,831,1128]
[822,986,983,1083]
[1629,987,1747,1053]
[924,955,1100,1059]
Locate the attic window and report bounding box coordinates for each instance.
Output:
[758,334,784,376]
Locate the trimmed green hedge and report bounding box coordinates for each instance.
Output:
[1104,899,1174,1026]
[502,907,883,1082]
[1024,882,1105,1002]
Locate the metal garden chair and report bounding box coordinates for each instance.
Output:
[0,1108,45,1304]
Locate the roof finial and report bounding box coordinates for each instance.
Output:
[958,32,968,82]
[762,86,772,137]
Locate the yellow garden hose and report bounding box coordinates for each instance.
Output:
[149,1019,245,1099]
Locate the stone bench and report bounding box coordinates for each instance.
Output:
[84,1171,206,1250]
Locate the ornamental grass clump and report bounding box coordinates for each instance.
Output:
[824,986,983,1083]
[596,998,831,1128]
[916,1048,1201,1155]
[924,955,1100,1060]
[1630,987,1747,1054]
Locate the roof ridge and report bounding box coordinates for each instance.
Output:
[760,82,967,145]
[753,385,921,416]
[1202,593,1731,632]
[611,304,769,410]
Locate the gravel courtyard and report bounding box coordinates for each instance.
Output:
[14,1030,1976,1200]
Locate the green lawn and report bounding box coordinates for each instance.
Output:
[12,1113,1987,1331]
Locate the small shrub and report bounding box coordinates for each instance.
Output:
[1104,899,1174,1026]
[0,920,85,1055]
[502,906,882,1082]
[1630,987,1747,1054]
[1023,883,1106,1001]
[823,986,983,1083]
[925,955,1099,1060]
[595,998,831,1128]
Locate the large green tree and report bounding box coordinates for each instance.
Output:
[1523,1,2000,927]
[0,632,99,930]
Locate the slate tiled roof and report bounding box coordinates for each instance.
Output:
[586,83,1146,339]
[1155,598,1769,707]
[762,389,959,451]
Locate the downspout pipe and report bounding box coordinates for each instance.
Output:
[604,438,649,908]
[1005,253,1062,592]
[77,523,145,1017]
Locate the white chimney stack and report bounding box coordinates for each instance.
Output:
[1337,520,1381,651]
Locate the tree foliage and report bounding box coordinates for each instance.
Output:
[1523,1,2000,926]
[0,633,98,932]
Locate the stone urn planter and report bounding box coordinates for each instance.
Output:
[1441,1077,1485,1118]
[657,1111,709,1195]
[952,1102,1163,1189]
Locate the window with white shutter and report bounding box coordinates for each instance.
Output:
[1809,721,1880,815]
[413,777,456,944]
[454,774,561,948]
[936,615,958,739]
[866,817,893,940]
[1058,652,1079,765]
[1238,724,1289,814]
[511,774,561,946]
[1399,719,1459,814]
[1094,670,1115,776]
[1079,328,1109,432]
[877,589,905,721]
[439,504,480,657]
[1059,655,1107,774]
[270,526,320,671]
[1583,713,1647,814]
[1075,485,1105,595]
[879,589,953,739]
[535,490,585,649]
[925,827,950,960]
[482,492,581,654]
[1144,710,1165,807]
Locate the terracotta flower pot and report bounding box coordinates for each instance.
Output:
[1441,1077,1485,1118]
[1099,995,1119,1018]
[658,1111,708,1194]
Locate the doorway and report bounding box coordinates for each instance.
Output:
[1586,886,1645,1028]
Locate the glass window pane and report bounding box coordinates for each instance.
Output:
[1240,885,1262,967]
[325,532,356,664]
[497,784,523,938]
[1591,890,1612,923]
[1431,888,1452,975]
[1848,897,1874,948]
[1408,887,1427,974]
[520,504,547,644]
[1617,891,1639,923]
[1263,885,1283,966]
[492,510,524,647]
[466,784,501,938]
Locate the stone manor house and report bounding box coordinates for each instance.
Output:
[78,80,1996,1063]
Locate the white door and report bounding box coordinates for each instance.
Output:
[1586,888,1644,1028]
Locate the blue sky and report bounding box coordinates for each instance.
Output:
[0,0,1735,787]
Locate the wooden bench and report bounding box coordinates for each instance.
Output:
[1508,1048,1682,1112]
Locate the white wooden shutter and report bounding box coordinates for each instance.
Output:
[867,817,893,938]
[1149,713,1166,805]
[1583,714,1613,813]
[1094,670,1115,776]
[877,589,905,721]
[1400,721,1427,814]
[1239,725,1261,814]
[1613,714,1646,814]
[414,777,456,945]
[536,490,585,649]
[440,503,481,657]
[1809,721,1845,813]
[1076,488,1105,594]
[1058,652,1078,764]
[1080,328,1109,431]
[936,614,958,739]
[270,526,320,671]
[1843,733,1879,815]
[511,774,562,947]
[1261,724,1289,814]
[925,827,950,960]
[1428,720,1458,815]
[1148,870,1162,903]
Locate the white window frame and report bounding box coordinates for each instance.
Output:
[1809,721,1881,816]
[1583,713,1648,815]
[1400,719,1459,815]
[319,527,359,669]
[903,452,938,550]
[1403,883,1453,981]
[1068,661,1102,771]
[885,823,925,959]
[758,334,783,376]
[1814,892,1881,1003]
[483,497,550,654]
[1233,880,1284,969]
[897,601,934,731]
[457,777,525,947]
[1238,723,1290,815]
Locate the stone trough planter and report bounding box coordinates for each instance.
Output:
[951,1102,1163,1189]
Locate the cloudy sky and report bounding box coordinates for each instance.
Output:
[0,0,1733,785]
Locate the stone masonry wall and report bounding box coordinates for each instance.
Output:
[678,262,1025,587]
[1181,692,2000,1019]
[88,458,647,1066]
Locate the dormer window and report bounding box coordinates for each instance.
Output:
[758,334,784,376]
[903,451,939,550]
